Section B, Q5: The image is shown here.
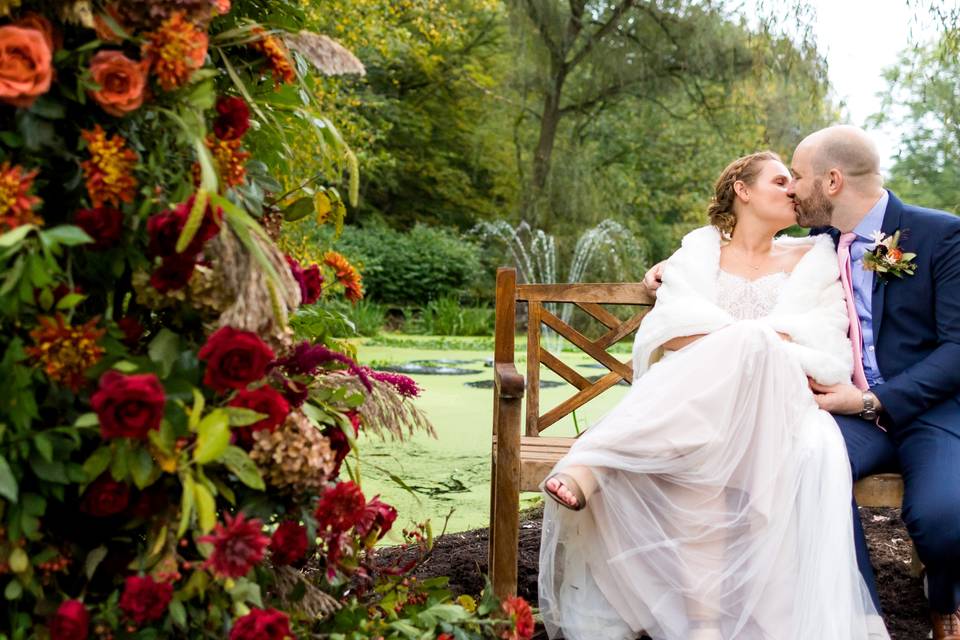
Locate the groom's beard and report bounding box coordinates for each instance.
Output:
[793,182,834,228]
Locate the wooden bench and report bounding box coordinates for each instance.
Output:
[488,266,910,600]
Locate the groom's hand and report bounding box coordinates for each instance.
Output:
[809,380,863,414]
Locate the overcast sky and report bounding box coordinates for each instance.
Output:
[804,0,938,173]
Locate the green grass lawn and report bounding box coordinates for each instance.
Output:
[354,334,631,541]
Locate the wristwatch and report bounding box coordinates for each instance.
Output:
[860,391,879,421]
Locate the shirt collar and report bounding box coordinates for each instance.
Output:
[852,191,889,241]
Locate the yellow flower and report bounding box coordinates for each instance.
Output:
[250,27,295,86]
[457,594,477,613]
[26,315,106,391]
[0,162,43,231]
[80,125,139,208]
[207,135,250,188]
[142,12,209,91]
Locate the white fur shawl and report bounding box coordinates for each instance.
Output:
[631,226,854,385]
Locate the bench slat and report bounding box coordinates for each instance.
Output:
[511,435,904,507]
[517,283,653,304]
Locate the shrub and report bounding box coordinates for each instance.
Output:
[420,296,495,336]
[287,223,485,305]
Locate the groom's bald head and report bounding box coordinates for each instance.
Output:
[796,125,882,185]
[788,125,886,232]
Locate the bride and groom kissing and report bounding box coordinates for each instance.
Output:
[537,125,960,640]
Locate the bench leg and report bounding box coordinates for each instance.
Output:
[490,395,521,600]
[488,393,500,594]
[910,541,925,578]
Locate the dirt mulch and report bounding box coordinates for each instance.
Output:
[376,506,929,639]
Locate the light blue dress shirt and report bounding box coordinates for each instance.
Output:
[849,191,888,386]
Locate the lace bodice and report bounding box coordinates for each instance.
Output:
[716,270,787,320]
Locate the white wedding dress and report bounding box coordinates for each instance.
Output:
[539,268,889,640]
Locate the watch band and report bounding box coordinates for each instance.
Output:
[860,391,878,421]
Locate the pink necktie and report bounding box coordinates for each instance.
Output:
[838,232,869,390]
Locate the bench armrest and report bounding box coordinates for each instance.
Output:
[495,362,524,398]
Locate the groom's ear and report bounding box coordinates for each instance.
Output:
[826,168,844,195]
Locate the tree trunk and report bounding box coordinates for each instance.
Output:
[525,67,566,225]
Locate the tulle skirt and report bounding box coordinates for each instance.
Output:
[539,321,888,640]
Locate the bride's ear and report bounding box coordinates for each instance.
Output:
[733,179,749,202]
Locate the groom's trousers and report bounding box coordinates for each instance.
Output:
[835,413,960,614]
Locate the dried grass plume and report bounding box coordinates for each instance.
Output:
[283,31,366,76]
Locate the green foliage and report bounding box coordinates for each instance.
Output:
[291,222,485,305]
[302,0,836,266]
[420,297,495,336]
[871,37,960,213]
[330,299,387,337]
[302,0,516,229]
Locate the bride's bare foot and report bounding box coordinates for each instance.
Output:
[544,467,597,511]
[545,475,583,509]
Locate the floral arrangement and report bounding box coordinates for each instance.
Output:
[0,1,532,638]
[864,229,917,280]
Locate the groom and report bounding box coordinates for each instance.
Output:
[641,125,960,636]
[786,125,960,638]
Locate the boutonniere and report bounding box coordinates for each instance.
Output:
[863,230,917,280]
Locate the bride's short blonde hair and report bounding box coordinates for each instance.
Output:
[708,151,781,237]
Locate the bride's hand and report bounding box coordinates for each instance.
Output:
[642,261,666,294]
[776,332,792,342]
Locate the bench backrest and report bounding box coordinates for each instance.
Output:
[493,267,652,437]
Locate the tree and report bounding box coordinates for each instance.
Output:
[507,0,784,225]
[304,0,518,229]
[871,38,960,212]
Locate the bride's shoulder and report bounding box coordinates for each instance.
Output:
[776,234,839,281]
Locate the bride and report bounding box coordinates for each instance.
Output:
[538,152,888,640]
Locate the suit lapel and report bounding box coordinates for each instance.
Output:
[871,190,903,342]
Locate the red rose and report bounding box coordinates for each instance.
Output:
[199,512,269,578]
[285,256,323,305]
[80,475,130,517]
[198,327,275,392]
[146,207,184,258]
[74,206,124,250]
[119,575,173,626]
[130,487,169,520]
[229,607,294,640]
[91,371,165,440]
[147,195,222,257]
[88,50,148,117]
[269,521,308,566]
[314,480,366,536]
[300,264,323,304]
[49,599,89,640]
[356,496,397,543]
[214,96,250,140]
[116,316,144,346]
[228,385,289,447]
[149,254,197,293]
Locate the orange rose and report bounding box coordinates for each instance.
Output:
[0,25,54,108]
[15,13,58,52]
[88,50,147,116]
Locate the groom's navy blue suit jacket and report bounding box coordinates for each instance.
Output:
[812,190,960,434]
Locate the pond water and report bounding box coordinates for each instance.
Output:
[354,335,632,541]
